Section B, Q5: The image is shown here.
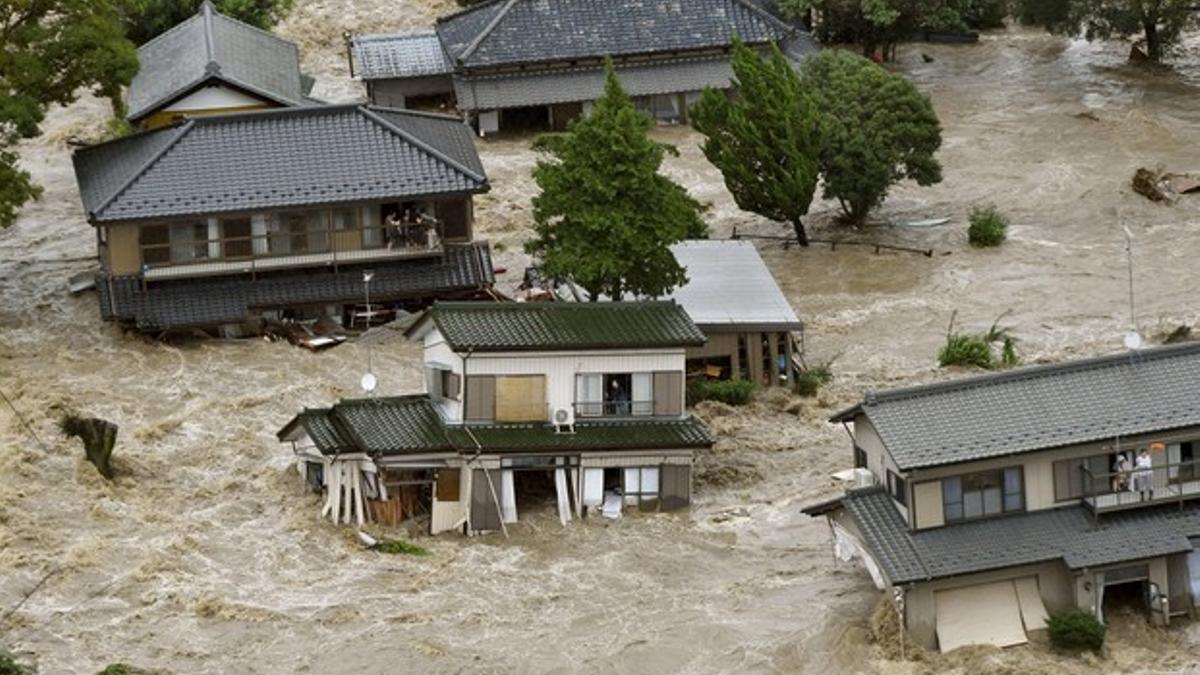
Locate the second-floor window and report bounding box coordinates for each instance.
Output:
[429,367,460,401]
[942,467,1023,523]
[141,221,209,265]
[575,372,682,418]
[887,470,907,507]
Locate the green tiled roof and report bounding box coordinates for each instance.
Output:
[279,395,712,457]
[415,301,707,352]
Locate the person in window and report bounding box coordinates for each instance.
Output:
[384,212,402,250]
[1134,447,1155,500]
[1112,452,1132,492]
[609,379,630,416]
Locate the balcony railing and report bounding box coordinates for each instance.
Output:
[1081,460,1200,514]
[574,400,656,418]
[140,223,441,281]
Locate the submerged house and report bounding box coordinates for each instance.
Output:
[278,302,713,534]
[804,343,1200,652]
[127,1,316,129]
[350,0,817,133]
[72,104,494,333]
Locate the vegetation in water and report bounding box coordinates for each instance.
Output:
[687,379,757,407]
[0,649,31,675]
[58,413,120,480]
[967,205,1009,247]
[526,61,707,300]
[692,39,822,246]
[97,665,135,675]
[795,365,833,398]
[937,311,1019,370]
[1014,0,1195,63]
[1046,609,1106,652]
[0,0,137,230]
[118,0,296,46]
[376,538,430,556]
[801,50,943,226]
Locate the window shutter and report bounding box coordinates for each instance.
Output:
[465,375,495,422]
[653,371,683,416]
[428,367,442,399]
[445,372,461,400]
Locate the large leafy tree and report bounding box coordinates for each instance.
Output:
[1028,0,1195,63]
[691,39,821,246]
[119,0,294,46]
[0,0,138,229]
[801,50,942,225]
[526,63,707,300]
[778,0,1005,58]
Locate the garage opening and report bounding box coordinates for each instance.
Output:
[934,576,1048,653]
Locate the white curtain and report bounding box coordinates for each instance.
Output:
[206,219,220,259]
[583,468,604,508]
[251,215,268,255]
[500,469,517,523]
[624,467,641,505]
[576,374,602,416]
[632,373,653,416]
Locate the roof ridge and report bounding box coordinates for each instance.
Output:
[730,0,798,38]
[202,0,216,65]
[89,121,195,220]
[207,6,302,53]
[187,102,358,125]
[136,11,204,53]
[436,0,510,25]
[866,342,1200,407]
[357,106,487,185]
[354,30,438,42]
[456,0,521,63]
[367,104,465,123]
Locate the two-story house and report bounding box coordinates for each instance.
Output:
[277,301,714,535]
[128,1,317,130]
[349,0,817,134]
[72,104,495,333]
[804,343,1200,652]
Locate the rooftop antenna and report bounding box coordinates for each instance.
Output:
[1121,225,1142,351]
[360,270,378,396]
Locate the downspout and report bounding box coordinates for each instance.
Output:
[343,32,355,79]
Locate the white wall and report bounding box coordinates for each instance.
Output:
[421,327,685,424]
[163,84,266,111]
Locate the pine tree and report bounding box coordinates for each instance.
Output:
[526,63,707,300]
[691,39,822,246]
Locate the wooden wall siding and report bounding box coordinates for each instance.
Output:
[654,371,683,416]
[470,469,502,532]
[495,375,545,422]
[659,465,691,511]
[913,481,945,529]
[465,375,496,422]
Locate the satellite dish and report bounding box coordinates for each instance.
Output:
[360,372,377,393]
[1123,331,1142,351]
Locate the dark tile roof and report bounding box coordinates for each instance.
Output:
[436,0,798,68]
[127,1,305,121]
[279,394,712,457]
[810,488,1200,585]
[97,243,495,331]
[411,301,707,352]
[352,32,454,80]
[73,105,488,223]
[833,343,1200,471]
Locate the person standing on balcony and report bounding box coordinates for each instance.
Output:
[1134,447,1155,500]
[1112,452,1132,492]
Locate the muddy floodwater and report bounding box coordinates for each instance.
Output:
[4,4,1200,672]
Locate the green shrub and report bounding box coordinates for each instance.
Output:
[0,650,31,675]
[938,333,995,369]
[795,366,833,397]
[1047,609,1105,652]
[686,379,756,407]
[377,538,430,556]
[98,666,132,675]
[968,206,1008,247]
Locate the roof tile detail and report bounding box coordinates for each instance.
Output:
[353,32,454,80]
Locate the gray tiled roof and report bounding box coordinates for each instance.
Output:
[73,105,488,223]
[412,301,707,352]
[97,243,495,331]
[279,394,712,457]
[436,0,797,68]
[453,55,735,111]
[127,1,305,121]
[834,343,1200,471]
[353,32,454,80]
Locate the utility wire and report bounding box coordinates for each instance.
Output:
[0,387,50,453]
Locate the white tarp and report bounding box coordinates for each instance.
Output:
[583,468,604,508]
[500,469,517,524]
[831,522,886,590]
[935,580,1028,652]
[1187,549,1200,607]
[554,467,572,526]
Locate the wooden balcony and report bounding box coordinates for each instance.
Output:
[1082,460,1200,514]
[141,224,442,282]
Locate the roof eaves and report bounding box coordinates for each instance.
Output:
[732,0,799,39]
[88,120,195,221]
[357,106,487,186]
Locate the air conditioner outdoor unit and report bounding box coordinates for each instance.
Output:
[553,407,575,434]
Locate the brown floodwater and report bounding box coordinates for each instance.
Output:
[2,7,1200,673]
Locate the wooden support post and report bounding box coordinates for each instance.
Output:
[746,332,763,386]
[767,332,780,387]
[784,332,795,386]
[731,336,742,380]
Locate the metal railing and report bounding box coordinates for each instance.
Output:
[573,400,657,418]
[1081,459,1200,514]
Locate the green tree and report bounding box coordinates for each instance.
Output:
[802,50,942,224]
[691,40,821,246]
[526,63,707,300]
[1041,0,1195,62]
[778,0,1005,58]
[119,0,294,46]
[0,0,137,229]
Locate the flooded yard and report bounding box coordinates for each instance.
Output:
[2,3,1200,672]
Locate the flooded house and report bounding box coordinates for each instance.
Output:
[71,104,494,333]
[804,343,1200,652]
[348,0,817,133]
[277,301,713,535]
[127,1,317,130]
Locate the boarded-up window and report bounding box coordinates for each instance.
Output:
[436,468,461,502]
[495,375,545,422]
[653,371,683,416]
[659,464,691,511]
[470,469,501,532]
[465,375,496,422]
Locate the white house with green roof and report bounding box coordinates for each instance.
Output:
[278,301,713,536]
